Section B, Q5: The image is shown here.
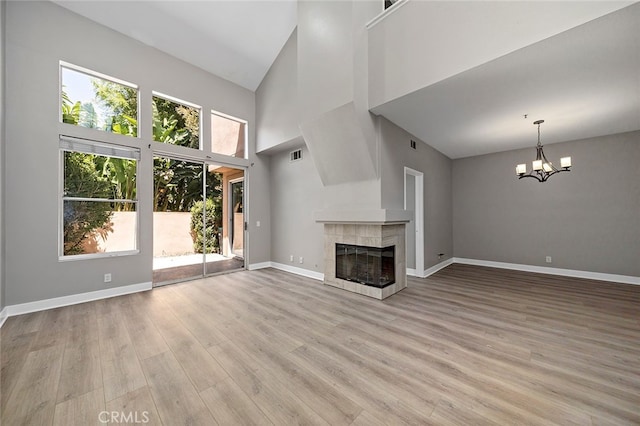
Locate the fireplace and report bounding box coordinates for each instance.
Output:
[336,244,395,288]
[318,219,408,300]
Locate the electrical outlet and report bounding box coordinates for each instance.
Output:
[299,257,304,264]
[104,273,112,283]
[545,256,552,263]
[290,255,294,262]
[256,220,260,227]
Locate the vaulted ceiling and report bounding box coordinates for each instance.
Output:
[53,0,298,91]
[52,1,640,158]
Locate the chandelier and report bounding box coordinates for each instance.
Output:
[516,120,571,182]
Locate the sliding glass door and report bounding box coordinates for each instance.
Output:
[152,156,205,284]
[152,155,245,285]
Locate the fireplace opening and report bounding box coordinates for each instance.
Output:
[335,243,395,288]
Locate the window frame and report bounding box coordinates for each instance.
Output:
[210,109,248,159]
[59,61,140,138]
[152,91,203,150]
[58,135,141,261]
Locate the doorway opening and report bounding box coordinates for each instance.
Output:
[404,167,424,277]
[152,155,245,285]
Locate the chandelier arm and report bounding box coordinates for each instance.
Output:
[539,148,561,172]
[518,173,544,182]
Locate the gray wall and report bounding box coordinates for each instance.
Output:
[296,1,381,196]
[453,131,640,276]
[0,0,5,311]
[268,140,384,275]
[258,0,384,278]
[269,145,324,274]
[379,117,453,270]
[255,29,300,153]
[297,1,354,124]
[247,152,272,266]
[4,1,265,305]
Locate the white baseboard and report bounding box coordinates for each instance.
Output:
[3,282,152,320]
[0,307,8,328]
[248,261,272,271]
[423,258,455,278]
[408,259,454,278]
[268,262,325,281]
[453,258,640,286]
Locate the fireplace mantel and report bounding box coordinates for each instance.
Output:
[314,209,411,225]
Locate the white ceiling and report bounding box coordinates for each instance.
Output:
[53,0,298,91]
[53,1,639,159]
[372,2,640,158]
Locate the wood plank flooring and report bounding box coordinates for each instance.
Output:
[1,264,639,425]
[152,257,244,285]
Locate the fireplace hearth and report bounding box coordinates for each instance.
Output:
[336,244,395,288]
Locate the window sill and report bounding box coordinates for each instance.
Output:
[59,250,140,262]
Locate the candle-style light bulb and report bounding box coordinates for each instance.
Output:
[532,160,542,171]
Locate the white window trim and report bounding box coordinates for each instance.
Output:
[60,61,138,89]
[152,91,201,110]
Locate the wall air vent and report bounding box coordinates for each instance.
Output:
[290,148,303,162]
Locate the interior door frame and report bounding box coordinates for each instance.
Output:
[404,167,424,277]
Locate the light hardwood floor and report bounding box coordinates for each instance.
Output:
[1,264,639,425]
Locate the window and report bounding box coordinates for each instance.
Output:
[60,137,139,258]
[152,94,201,149]
[211,110,247,158]
[60,64,138,137]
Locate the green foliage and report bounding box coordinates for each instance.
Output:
[190,198,222,253]
[62,79,138,136]
[95,156,137,210]
[63,152,114,255]
[62,90,81,125]
[152,97,199,148]
[153,158,222,213]
[93,80,138,136]
[176,105,200,148]
[111,114,138,137]
[80,102,98,128]
[152,102,189,146]
[63,78,215,220]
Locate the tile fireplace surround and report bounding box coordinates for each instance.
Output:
[321,222,407,300]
